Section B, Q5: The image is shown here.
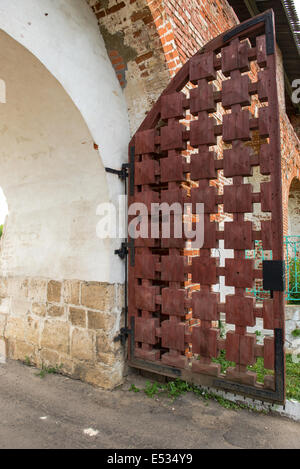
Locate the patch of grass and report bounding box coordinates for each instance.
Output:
[132,352,300,408]
[291,328,300,338]
[131,378,264,411]
[285,354,300,401]
[144,380,161,398]
[143,379,195,400]
[218,320,226,339]
[35,363,63,378]
[248,357,272,383]
[164,379,193,399]
[212,349,234,373]
[214,352,300,402]
[23,356,32,367]
[129,384,140,393]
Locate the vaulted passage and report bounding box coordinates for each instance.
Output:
[0,0,130,387]
[0,30,110,280]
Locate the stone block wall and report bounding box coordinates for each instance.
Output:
[0,276,124,388]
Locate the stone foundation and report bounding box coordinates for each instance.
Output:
[0,276,124,389]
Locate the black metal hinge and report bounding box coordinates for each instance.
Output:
[105,163,129,181]
[114,327,131,345]
[114,241,128,260]
[114,240,135,266]
[105,146,135,196]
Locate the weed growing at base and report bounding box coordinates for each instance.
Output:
[130,379,259,411]
[35,363,63,378]
[130,353,300,409]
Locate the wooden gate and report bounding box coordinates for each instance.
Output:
[127,10,285,403]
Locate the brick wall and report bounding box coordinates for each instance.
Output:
[274,47,300,236]
[87,0,171,132]
[150,0,238,67]
[87,2,300,216]
[86,0,300,268]
[86,0,239,132]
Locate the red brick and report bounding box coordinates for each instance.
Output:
[106,2,125,15]
[135,51,153,64]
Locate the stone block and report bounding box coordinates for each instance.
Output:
[12,340,36,362]
[11,298,31,316]
[32,302,47,317]
[81,282,114,311]
[39,348,59,367]
[0,313,7,337]
[58,355,74,375]
[97,352,117,366]
[7,277,28,298]
[0,338,6,363]
[63,280,80,305]
[41,320,69,354]
[0,297,10,315]
[5,316,25,341]
[47,280,62,303]
[27,278,47,302]
[115,284,124,311]
[88,310,115,330]
[25,316,40,345]
[75,363,123,389]
[71,328,94,361]
[69,307,86,327]
[47,304,65,317]
[96,330,117,354]
[0,277,8,297]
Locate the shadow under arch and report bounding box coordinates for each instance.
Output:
[0,28,120,283]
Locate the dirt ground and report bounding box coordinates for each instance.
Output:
[0,359,299,449]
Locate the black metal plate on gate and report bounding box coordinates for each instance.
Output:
[263,260,285,291]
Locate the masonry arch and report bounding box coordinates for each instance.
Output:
[0,0,130,284]
[0,0,131,388]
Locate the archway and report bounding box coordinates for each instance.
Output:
[0,30,113,280]
[0,0,131,388]
[0,187,8,238]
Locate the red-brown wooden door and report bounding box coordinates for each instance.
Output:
[127,10,285,404]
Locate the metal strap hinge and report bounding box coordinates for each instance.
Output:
[105,147,134,196]
[105,163,129,181]
[114,241,128,260]
[114,240,135,266]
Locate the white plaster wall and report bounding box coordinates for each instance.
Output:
[0,0,131,283]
